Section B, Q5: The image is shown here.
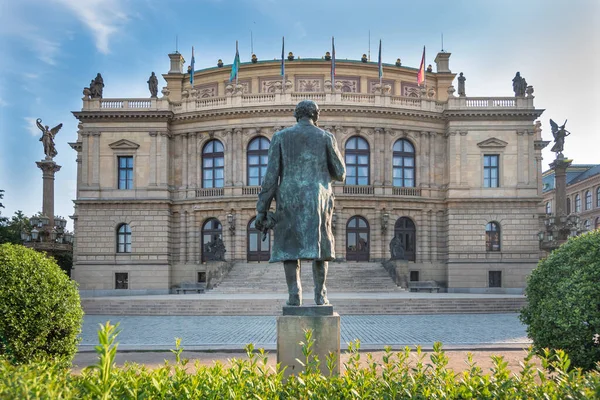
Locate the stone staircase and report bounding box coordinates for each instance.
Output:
[211,261,401,294]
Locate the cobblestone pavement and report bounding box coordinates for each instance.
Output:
[81,313,529,351]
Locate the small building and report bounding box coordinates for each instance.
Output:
[69,50,547,296]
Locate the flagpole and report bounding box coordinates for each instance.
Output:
[235,40,239,87]
[331,36,335,92]
[424,46,426,89]
[281,36,285,94]
[379,39,382,87]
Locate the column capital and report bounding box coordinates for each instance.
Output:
[149,131,159,137]
[516,130,526,136]
[459,131,468,136]
[90,131,101,137]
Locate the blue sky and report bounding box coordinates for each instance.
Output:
[0,0,598,230]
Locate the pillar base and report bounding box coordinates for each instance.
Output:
[277,309,340,377]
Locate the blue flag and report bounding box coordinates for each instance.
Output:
[190,46,195,85]
[331,37,336,85]
[229,41,240,83]
[378,40,382,79]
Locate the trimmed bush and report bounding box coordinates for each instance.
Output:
[0,243,83,364]
[1,323,599,399]
[521,229,600,370]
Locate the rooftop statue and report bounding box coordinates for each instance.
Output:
[36,118,63,160]
[147,72,158,98]
[512,72,527,97]
[255,100,346,306]
[550,119,570,155]
[457,72,466,97]
[91,73,104,99]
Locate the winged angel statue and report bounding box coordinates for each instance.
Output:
[36,118,63,159]
[549,119,570,155]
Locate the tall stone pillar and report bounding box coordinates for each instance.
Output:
[36,160,62,227]
[551,157,572,217]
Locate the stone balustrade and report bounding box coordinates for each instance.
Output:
[82,93,535,113]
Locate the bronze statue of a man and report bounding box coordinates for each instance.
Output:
[255,100,346,306]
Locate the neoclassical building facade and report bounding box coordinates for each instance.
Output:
[70,50,546,295]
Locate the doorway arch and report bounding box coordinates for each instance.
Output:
[247,217,270,261]
[346,216,370,261]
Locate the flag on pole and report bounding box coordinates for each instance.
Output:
[281,36,285,77]
[417,46,426,86]
[229,41,240,83]
[190,46,195,85]
[331,37,336,89]
[378,39,383,82]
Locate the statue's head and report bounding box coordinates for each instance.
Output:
[294,100,320,123]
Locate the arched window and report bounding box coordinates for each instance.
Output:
[485,222,500,252]
[201,218,223,262]
[575,194,581,213]
[247,218,270,262]
[247,137,270,186]
[545,201,551,215]
[394,217,416,261]
[585,191,592,210]
[567,198,571,214]
[202,140,224,188]
[117,224,131,253]
[346,216,370,261]
[392,139,415,187]
[583,219,591,232]
[345,136,370,185]
[597,187,600,208]
[595,217,600,230]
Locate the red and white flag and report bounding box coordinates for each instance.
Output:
[417,46,426,85]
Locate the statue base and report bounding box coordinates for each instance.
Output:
[277,308,340,377]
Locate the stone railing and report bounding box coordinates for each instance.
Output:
[392,187,422,196]
[195,188,224,197]
[82,93,535,113]
[343,185,375,195]
[242,186,261,195]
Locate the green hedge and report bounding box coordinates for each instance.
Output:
[1,322,599,399]
[0,244,83,365]
[521,230,600,371]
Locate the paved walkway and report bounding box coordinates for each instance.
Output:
[81,313,530,352]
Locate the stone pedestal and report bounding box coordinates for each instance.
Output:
[36,159,61,226]
[277,306,340,377]
[550,156,572,218]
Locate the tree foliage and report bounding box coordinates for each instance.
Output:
[0,244,83,365]
[521,230,600,370]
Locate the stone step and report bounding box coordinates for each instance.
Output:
[81,296,527,316]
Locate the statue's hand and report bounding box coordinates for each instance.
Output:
[255,212,267,232]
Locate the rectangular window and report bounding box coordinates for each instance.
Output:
[118,156,134,189]
[489,271,502,288]
[410,270,420,282]
[483,155,499,188]
[197,271,207,283]
[115,272,129,289]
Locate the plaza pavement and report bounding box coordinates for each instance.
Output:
[80,313,530,352]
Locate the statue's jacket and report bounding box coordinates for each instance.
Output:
[257,119,346,262]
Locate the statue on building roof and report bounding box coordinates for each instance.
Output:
[426,64,433,73]
[361,54,368,63]
[91,73,104,99]
[457,72,466,97]
[147,72,158,98]
[512,72,527,97]
[549,119,570,155]
[36,118,63,160]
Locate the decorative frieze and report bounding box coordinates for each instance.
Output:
[295,76,323,92]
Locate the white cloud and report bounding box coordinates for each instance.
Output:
[24,117,41,137]
[54,0,129,54]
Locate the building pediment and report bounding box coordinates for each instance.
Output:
[477,137,508,149]
[108,139,140,150]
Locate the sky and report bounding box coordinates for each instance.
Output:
[0,0,598,230]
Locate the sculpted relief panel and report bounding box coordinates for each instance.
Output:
[197,83,218,98]
[335,76,360,93]
[295,76,323,92]
[401,82,420,98]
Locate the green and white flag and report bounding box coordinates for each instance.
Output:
[229,41,240,83]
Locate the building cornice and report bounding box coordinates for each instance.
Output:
[72,110,173,121]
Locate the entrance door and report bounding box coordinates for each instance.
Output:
[247,218,270,261]
[394,217,416,261]
[346,216,370,261]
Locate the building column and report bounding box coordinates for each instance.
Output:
[429,132,436,187]
[527,130,535,186]
[420,210,430,262]
[459,131,468,186]
[233,128,243,186]
[159,132,170,186]
[419,131,429,187]
[149,132,158,186]
[180,210,187,263]
[517,131,525,185]
[91,132,101,187]
[383,129,393,186]
[81,132,90,186]
[189,132,197,188]
[225,129,233,186]
[430,210,439,262]
[374,128,383,185]
[182,133,188,189]
[188,211,196,264]
[447,132,458,186]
